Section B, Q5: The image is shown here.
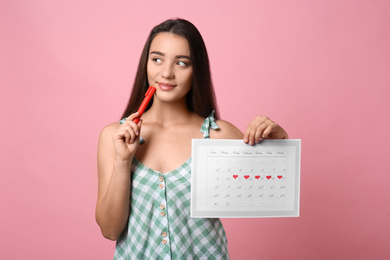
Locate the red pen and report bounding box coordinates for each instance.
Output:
[133,86,156,124]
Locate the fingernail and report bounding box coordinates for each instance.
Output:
[243,137,248,142]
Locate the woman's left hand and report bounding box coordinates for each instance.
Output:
[243,116,288,145]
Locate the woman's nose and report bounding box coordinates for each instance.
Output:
[161,63,175,79]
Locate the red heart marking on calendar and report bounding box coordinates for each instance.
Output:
[244,175,250,179]
[277,176,283,179]
[255,175,260,179]
[233,175,238,179]
[266,176,272,180]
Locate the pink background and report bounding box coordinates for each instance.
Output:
[1,1,389,259]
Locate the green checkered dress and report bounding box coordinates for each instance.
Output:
[115,111,229,260]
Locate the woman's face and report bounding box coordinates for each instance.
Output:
[147,32,193,104]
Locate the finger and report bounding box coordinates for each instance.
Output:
[254,124,267,143]
[131,120,142,144]
[119,125,136,144]
[122,127,135,144]
[244,116,266,144]
[127,120,143,144]
[137,119,143,133]
[124,112,140,123]
[247,126,258,145]
[116,127,132,143]
[262,124,276,139]
[243,127,251,144]
[122,119,141,137]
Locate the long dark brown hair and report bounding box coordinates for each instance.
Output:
[121,18,219,120]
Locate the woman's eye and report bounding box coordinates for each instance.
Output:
[177,61,188,67]
[153,58,162,63]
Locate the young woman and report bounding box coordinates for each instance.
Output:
[96,18,288,259]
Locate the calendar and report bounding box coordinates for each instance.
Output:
[191,139,301,218]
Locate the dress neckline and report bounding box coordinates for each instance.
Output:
[133,156,192,175]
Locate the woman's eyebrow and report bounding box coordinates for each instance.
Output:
[150,51,191,60]
[176,55,191,60]
[150,51,164,56]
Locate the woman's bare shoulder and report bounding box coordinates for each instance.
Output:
[99,122,121,140]
[211,119,243,139]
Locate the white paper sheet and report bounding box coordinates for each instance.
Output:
[191,139,301,218]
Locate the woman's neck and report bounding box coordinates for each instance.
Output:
[142,98,194,127]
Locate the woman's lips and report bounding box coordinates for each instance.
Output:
[158,83,176,91]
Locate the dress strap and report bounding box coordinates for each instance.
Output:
[200,110,220,139]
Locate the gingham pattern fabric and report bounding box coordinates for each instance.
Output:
[200,110,220,138]
[114,111,229,260]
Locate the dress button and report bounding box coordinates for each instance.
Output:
[158,183,164,189]
[162,232,167,237]
[160,211,165,217]
[160,204,165,210]
[162,239,167,245]
[159,176,164,182]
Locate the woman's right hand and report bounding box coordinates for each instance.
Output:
[112,112,142,161]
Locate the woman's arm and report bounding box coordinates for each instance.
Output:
[95,113,141,240]
[243,116,288,145]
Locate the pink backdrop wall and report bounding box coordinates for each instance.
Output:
[1,1,389,259]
